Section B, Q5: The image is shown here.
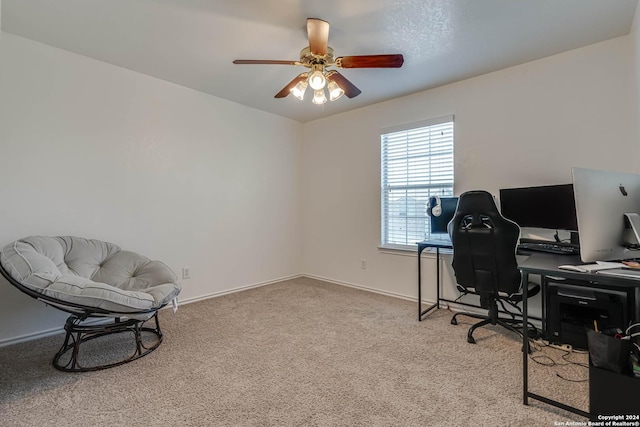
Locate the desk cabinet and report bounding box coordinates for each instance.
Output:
[544,279,632,350]
[520,253,640,418]
[589,365,640,417]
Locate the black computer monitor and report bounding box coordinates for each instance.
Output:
[499,184,578,231]
[429,197,459,234]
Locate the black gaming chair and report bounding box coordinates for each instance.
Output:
[447,190,539,344]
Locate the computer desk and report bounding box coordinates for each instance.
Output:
[416,238,542,322]
[417,242,640,417]
[520,253,640,418]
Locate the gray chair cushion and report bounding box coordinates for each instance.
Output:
[0,236,181,313]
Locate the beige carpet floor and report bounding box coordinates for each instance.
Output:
[0,277,589,426]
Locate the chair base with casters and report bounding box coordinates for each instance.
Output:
[450,283,541,344]
[0,236,181,372]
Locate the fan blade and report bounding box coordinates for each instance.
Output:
[337,54,404,68]
[233,60,298,65]
[274,74,307,98]
[327,71,361,98]
[307,18,329,56]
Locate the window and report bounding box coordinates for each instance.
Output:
[381,116,454,248]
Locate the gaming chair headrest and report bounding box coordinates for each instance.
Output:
[455,191,499,217]
[447,190,519,236]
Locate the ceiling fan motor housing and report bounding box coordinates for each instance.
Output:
[299,46,335,68]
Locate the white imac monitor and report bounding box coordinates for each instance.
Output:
[572,167,640,262]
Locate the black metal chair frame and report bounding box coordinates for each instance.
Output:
[0,263,166,372]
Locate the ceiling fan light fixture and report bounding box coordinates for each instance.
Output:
[327,80,344,101]
[312,88,327,105]
[234,19,403,103]
[291,79,308,100]
[308,69,327,90]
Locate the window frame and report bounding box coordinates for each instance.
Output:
[380,115,455,250]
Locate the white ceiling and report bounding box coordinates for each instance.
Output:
[2,0,638,123]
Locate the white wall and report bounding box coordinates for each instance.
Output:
[301,35,638,305]
[1,13,638,345]
[633,3,640,166]
[0,33,303,343]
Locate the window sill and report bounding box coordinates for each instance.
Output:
[378,244,415,256]
[378,243,453,257]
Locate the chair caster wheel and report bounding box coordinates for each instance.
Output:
[467,336,476,344]
[451,318,458,325]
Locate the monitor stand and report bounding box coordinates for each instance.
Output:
[623,213,640,247]
[570,231,580,245]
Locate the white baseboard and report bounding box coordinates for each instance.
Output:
[0,273,304,348]
[0,325,66,347]
[2,273,518,348]
[0,317,109,348]
[174,273,304,306]
[301,274,543,329]
[300,273,491,317]
[301,273,434,305]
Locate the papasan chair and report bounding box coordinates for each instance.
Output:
[0,236,181,372]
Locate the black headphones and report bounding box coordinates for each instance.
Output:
[427,196,442,217]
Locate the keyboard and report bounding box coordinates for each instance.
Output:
[517,241,580,255]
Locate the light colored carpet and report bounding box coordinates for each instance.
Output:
[0,277,588,426]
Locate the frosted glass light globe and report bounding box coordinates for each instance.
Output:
[312,88,327,105]
[308,70,326,90]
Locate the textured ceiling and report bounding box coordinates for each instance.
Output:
[2,0,638,122]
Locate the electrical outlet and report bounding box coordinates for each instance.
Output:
[361,259,367,269]
[182,266,191,280]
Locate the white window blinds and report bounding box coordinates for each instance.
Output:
[381,116,454,247]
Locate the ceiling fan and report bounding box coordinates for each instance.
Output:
[233,18,404,104]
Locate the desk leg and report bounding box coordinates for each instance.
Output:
[418,245,440,320]
[520,271,589,417]
[522,272,529,405]
[418,245,423,321]
[436,247,441,309]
